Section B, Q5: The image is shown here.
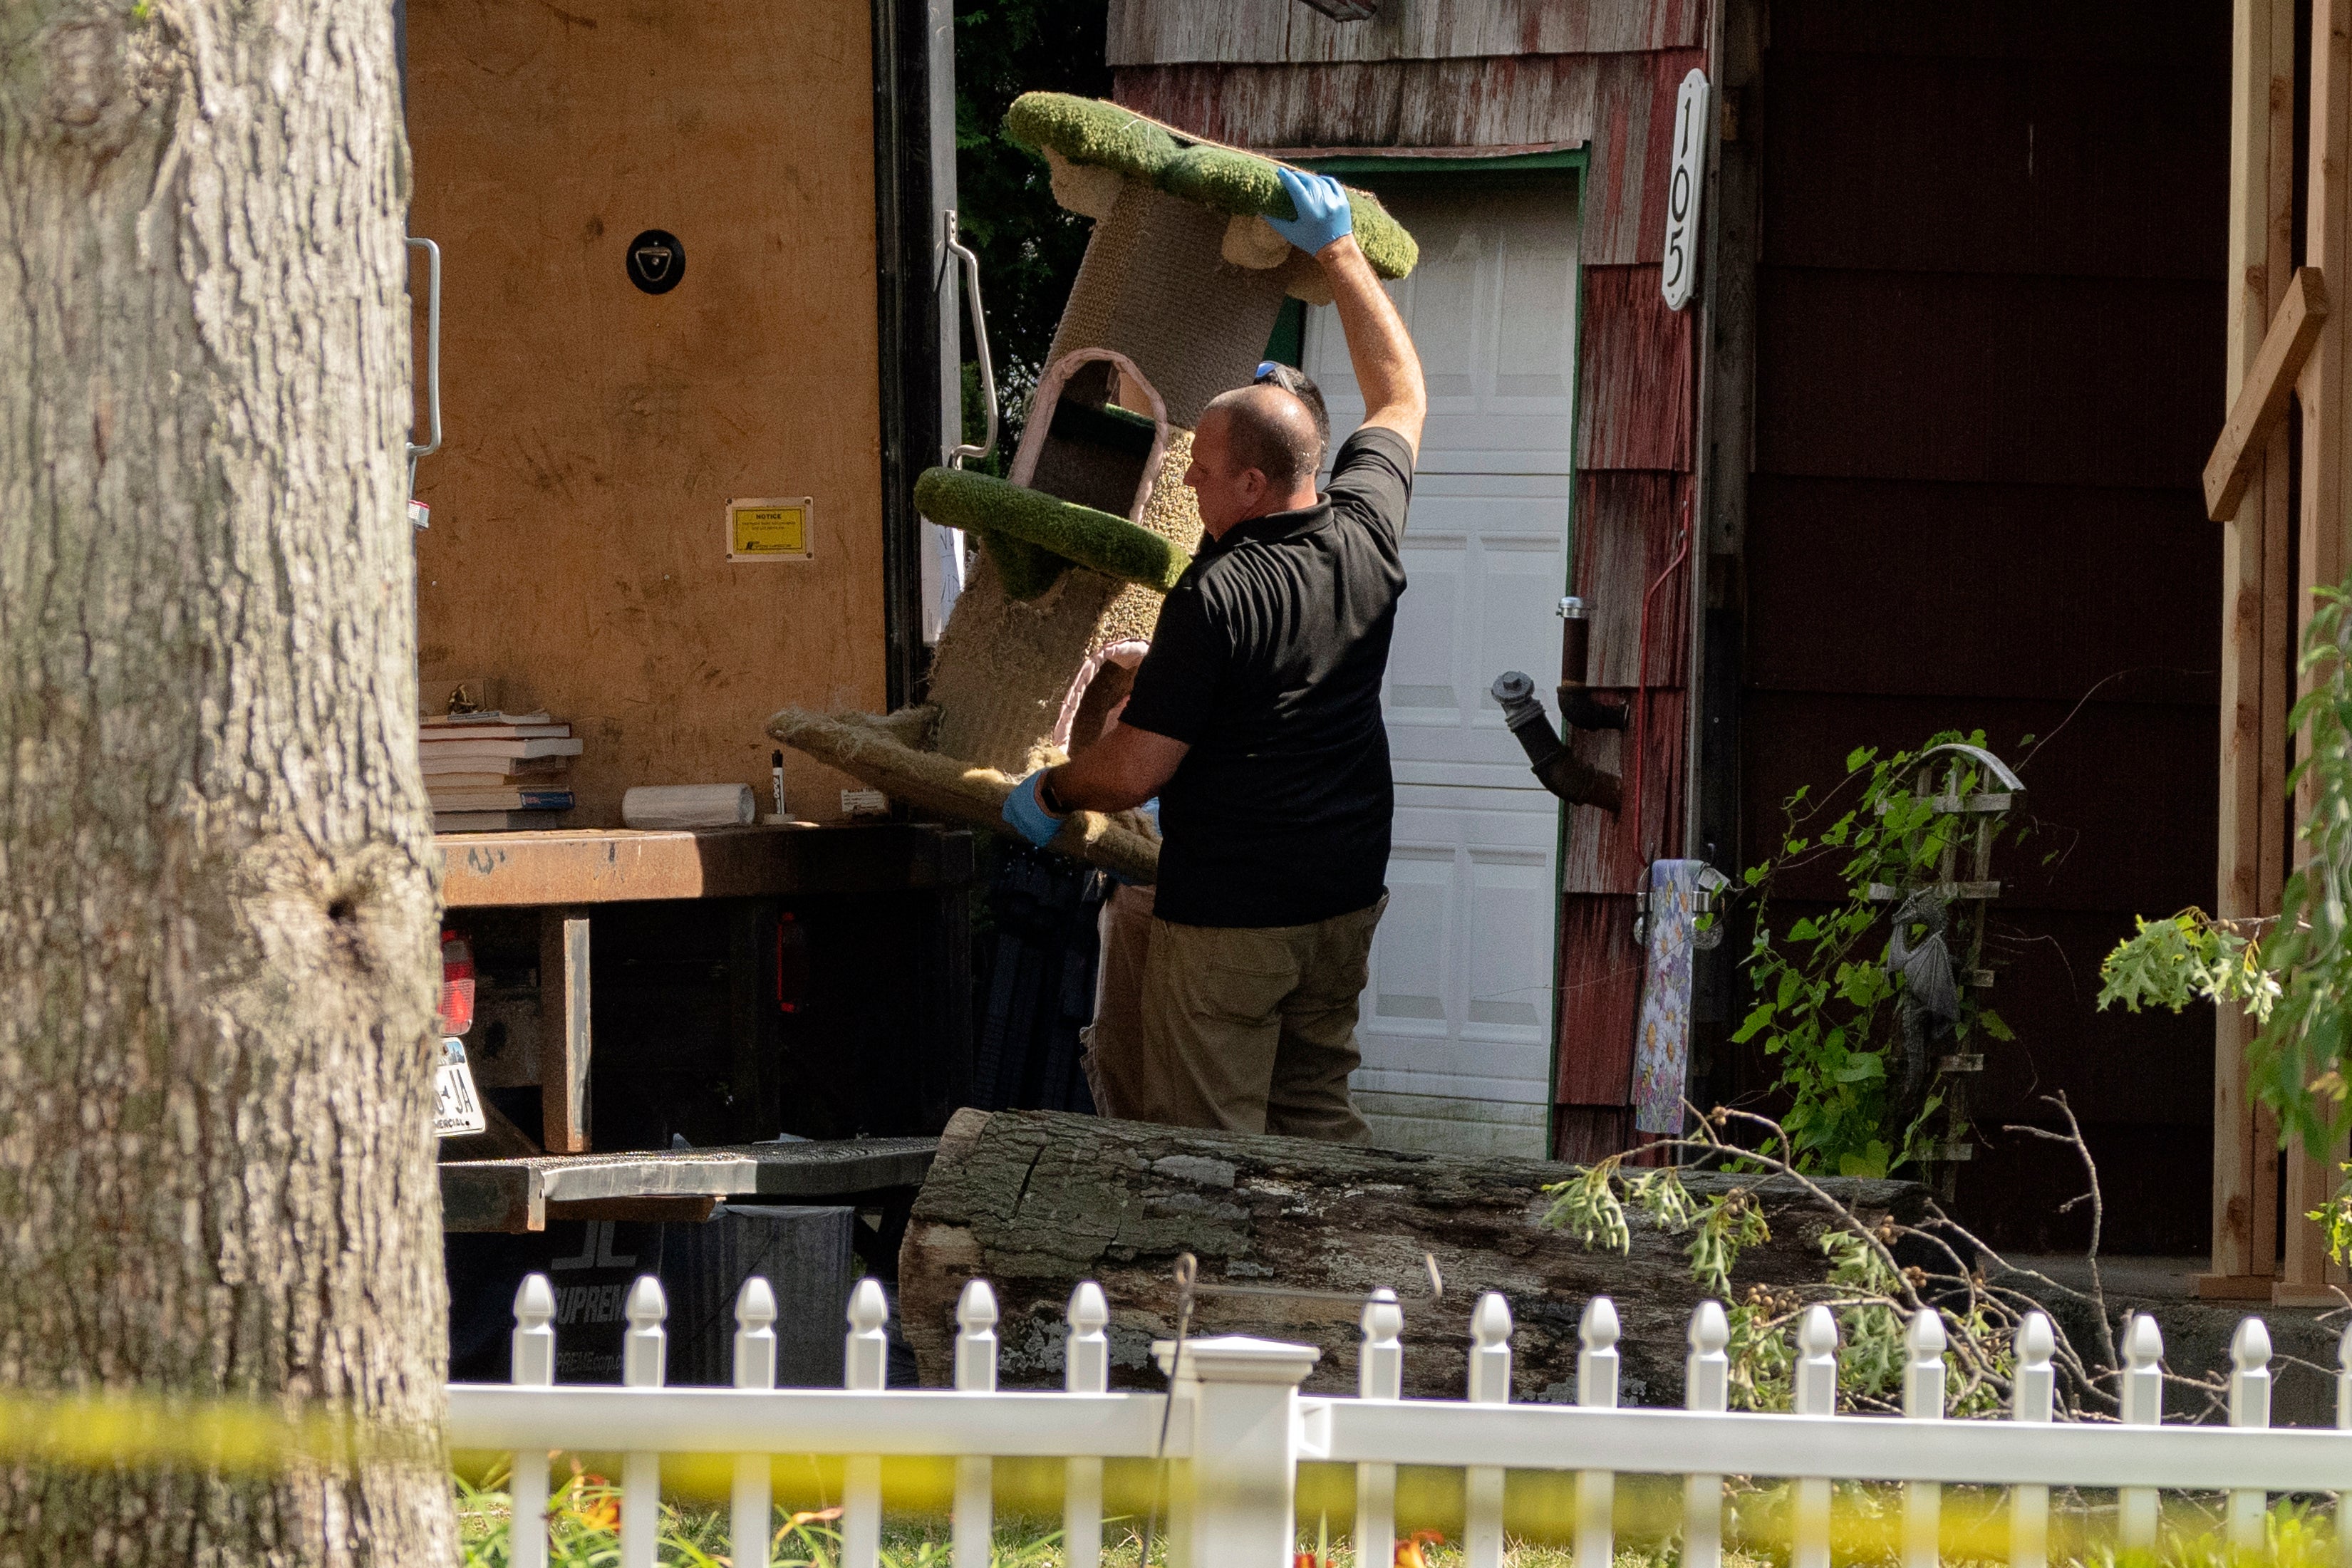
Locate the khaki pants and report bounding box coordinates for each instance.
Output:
[1080,882,1157,1120]
[1087,891,1383,1143]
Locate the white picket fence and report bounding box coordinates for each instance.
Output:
[446,1272,2352,1568]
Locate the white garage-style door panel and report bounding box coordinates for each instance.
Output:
[1357,793,1557,1105]
[1366,846,1453,1037]
[1384,472,1580,787]
[1307,186,1580,476]
[1300,175,1580,1161]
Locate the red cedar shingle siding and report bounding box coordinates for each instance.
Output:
[1579,48,1706,265]
[1106,0,1702,65]
[1561,687,1687,898]
[1573,470,1692,691]
[1111,49,1702,271]
[1555,894,1645,1106]
[1575,266,1694,471]
[1112,57,1603,155]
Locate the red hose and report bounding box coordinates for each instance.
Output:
[1626,494,1693,886]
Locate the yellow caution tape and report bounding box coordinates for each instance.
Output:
[0,1390,2318,1562]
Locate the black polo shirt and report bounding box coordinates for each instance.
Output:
[1121,425,1414,928]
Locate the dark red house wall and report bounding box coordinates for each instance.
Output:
[1730,1,2230,1251]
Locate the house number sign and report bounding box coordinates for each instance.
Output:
[1661,69,1711,311]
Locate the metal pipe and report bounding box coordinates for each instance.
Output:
[1555,598,1626,732]
[1491,672,1622,811]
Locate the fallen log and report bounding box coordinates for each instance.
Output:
[898,1109,1927,1404]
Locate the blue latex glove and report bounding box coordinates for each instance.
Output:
[1001,769,1066,848]
[1267,167,1354,256]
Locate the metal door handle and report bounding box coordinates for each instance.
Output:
[406,236,442,501]
[943,211,997,468]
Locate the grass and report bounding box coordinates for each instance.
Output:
[453,1460,1724,1567]
[454,1465,2352,1568]
[1000,91,1419,279]
[911,467,1190,600]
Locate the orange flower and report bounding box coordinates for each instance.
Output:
[784,1506,844,1529]
[1397,1529,1446,1568]
[562,1470,618,1533]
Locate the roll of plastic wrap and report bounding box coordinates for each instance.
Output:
[621,784,757,830]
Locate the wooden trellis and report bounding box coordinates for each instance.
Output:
[2203,0,2352,1304]
[1865,743,2023,1200]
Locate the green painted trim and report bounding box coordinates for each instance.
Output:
[1563,235,1590,598]
[1296,147,1589,177]
[1262,298,1307,368]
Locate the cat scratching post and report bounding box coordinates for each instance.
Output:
[770,95,1419,879]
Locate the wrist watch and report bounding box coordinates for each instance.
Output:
[1038,769,1071,815]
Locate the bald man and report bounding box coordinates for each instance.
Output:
[1003,169,1428,1142]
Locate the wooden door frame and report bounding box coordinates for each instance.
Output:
[871,0,953,712]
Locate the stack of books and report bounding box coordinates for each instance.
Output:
[422,711,583,832]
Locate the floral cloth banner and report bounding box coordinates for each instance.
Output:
[1632,858,1705,1136]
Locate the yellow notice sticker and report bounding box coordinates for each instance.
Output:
[726,497,814,561]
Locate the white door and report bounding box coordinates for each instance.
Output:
[1302,180,1579,1158]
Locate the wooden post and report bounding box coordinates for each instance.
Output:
[2280,0,2352,1306]
[539,908,592,1153]
[2208,0,2299,1298]
[2256,0,2297,1289]
[1182,1338,1321,1568]
[2205,271,2328,519]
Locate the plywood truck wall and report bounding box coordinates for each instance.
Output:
[407,0,885,826]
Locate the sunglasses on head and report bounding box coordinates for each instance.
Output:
[1256,361,1311,394]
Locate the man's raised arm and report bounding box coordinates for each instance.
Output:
[1270,169,1428,457]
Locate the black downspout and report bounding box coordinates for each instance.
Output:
[871,0,942,712]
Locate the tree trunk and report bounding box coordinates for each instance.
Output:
[900,1110,1927,1406]
[0,2,450,1562]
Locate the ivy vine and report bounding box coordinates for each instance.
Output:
[1729,734,2022,1178]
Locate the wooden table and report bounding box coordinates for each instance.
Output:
[435,824,973,1163]
[440,1136,939,1232]
[439,822,973,908]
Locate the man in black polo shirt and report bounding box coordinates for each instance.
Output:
[1002,168,1426,1142]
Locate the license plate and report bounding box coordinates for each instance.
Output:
[434,1038,487,1138]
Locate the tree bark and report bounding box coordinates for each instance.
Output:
[0,2,450,1562]
[901,1111,1927,1406]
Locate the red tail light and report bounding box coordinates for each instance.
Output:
[437,932,475,1036]
[776,911,808,1014]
